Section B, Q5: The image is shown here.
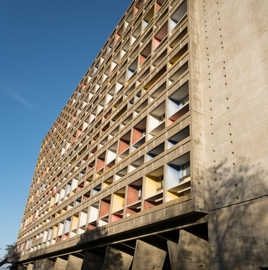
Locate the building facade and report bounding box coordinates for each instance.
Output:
[16,0,268,269]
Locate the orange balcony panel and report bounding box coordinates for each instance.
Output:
[118,140,129,155]
[115,33,120,42]
[155,3,161,12]
[168,104,189,126]
[152,37,161,51]
[77,129,82,137]
[62,234,69,240]
[132,128,143,144]
[139,55,146,66]
[144,200,154,210]
[126,208,136,216]
[127,186,139,205]
[100,200,110,217]
[96,159,105,171]
[111,214,121,223]
[56,236,61,243]
[88,224,96,230]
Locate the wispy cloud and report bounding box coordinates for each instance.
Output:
[7,90,34,110]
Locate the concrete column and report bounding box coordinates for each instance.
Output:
[176,230,209,270]
[54,257,68,270]
[66,255,83,270]
[167,240,178,270]
[26,264,33,270]
[81,251,103,270]
[131,240,166,270]
[33,258,54,270]
[101,247,132,270]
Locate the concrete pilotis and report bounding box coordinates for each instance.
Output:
[54,257,68,270]
[101,247,132,270]
[26,264,33,270]
[131,240,166,270]
[167,240,178,270]
[81,252,103,270]
[33,258,54,270]
[66,255,83,270]
[176,230,209,270]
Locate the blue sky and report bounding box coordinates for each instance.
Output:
[0,0,131,260]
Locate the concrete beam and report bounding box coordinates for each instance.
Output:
[131,240,166,270]
[66,255,83,270]
[54,257,67,270]
[101,247,132,270]
[81,251,103,270]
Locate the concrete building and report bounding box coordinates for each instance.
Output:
[16,0,268,269]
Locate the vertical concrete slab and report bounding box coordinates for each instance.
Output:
[66,255,83,270]
[167,240,178,270]
[26,264,33,270]
[176,230,209,270]
[54,257,67,270]
[33,258,54,270]
[131,240,166,270]
[187,0,207,212]
[101,247,132,270]
[81,251,103,270]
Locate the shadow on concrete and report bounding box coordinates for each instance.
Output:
[78,226,126,270]
[199,158,268,270]
[15,218,126,269]
[16,158,268,269]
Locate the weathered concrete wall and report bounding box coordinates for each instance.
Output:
[190,0,268,207]
[189,0,268,268]
[209,197,268,269]
[192,0,268,204]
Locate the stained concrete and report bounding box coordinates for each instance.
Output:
[167,240,178,270]
[54,257,68,270]
[101,247,132,270]
[81,251,103,270]
[33,258,54,270]
[131,240,166,270]
[26,264,33,270]
[188,0,268,268]
[209,197,268,269]
[66,255,83,270]
[176,230,209,270]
